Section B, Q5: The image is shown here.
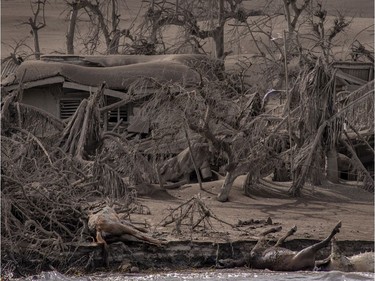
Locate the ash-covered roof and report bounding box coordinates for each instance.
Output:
[1,57,21,80]
[2,54,219,91]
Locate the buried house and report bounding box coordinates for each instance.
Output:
[1,54,219,135]
[1,54,221,183]
[329,62,374,182]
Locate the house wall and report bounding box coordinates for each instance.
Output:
[22,84,63,117]
[21,84,90,118]
[21,84,135,134]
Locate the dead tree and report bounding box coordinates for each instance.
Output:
[64,0,135,54]
[22,0,48,59]
[309,3,351,63]
[136,61,283,202]
[142,0,262,58]
[65,0,86,54]
[282,0,310,35]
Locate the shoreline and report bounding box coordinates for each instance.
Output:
[53,238,375,275]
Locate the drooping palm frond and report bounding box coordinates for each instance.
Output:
[59,84,105,161]
[92,156,131,200]
[337,80,374,132]
[101,131,158,185]
[289,61,337,196]
[289,68,374,196]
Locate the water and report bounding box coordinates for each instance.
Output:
[16,270,375,281]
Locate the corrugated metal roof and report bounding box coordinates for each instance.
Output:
[333,61,374,82]
[1,58,20,80]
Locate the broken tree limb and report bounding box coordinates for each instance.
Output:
[60,83,105,161]
[102,131,157,184]
[158,195,234,233]
[344,120,374,154]
[14,128,54,167]
[2,175,75,238]
[76,84,105,161]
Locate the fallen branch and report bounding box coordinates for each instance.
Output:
[158,195,234,235]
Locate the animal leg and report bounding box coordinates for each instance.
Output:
[274,225,297,247]
[216,258,246,269]
[252,226,283,254]
[96,229,106,244]
[330,237,341,255]
[294,221,341,260]
[98,221,162,246]
[315,256,332,268]
[101,242,109,267]
[96,230,109,267]
[260,225,282,236]
[117,223,162,246]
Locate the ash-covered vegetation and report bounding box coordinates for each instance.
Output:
[1,0,374,278]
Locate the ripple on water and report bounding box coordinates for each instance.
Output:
[17,270,375,281]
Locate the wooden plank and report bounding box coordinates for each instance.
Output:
[4,76,65,91]
[63,81,126,99]
[335,70,368,85]
[63,81,189,98]
[333,62,374,70]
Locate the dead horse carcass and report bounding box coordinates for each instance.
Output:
[218,221,342,271]
[88,206,162,266]
[315,237,374,272]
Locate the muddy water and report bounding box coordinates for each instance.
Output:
[18,270,375,281]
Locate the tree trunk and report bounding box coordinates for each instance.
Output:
[243,171,254,197]
[32,28,41,60]
[215,0,225,59]
[217,169,238,202]
[310,145,324,186]
[66,6,79,54]
[214,27,224,59]
[109,0,120,54]
[326,148,339,183]
[108,31,120,54]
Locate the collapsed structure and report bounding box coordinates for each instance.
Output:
[1,54,218,135]
[1,55,373,185]
[1,53,374,277]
